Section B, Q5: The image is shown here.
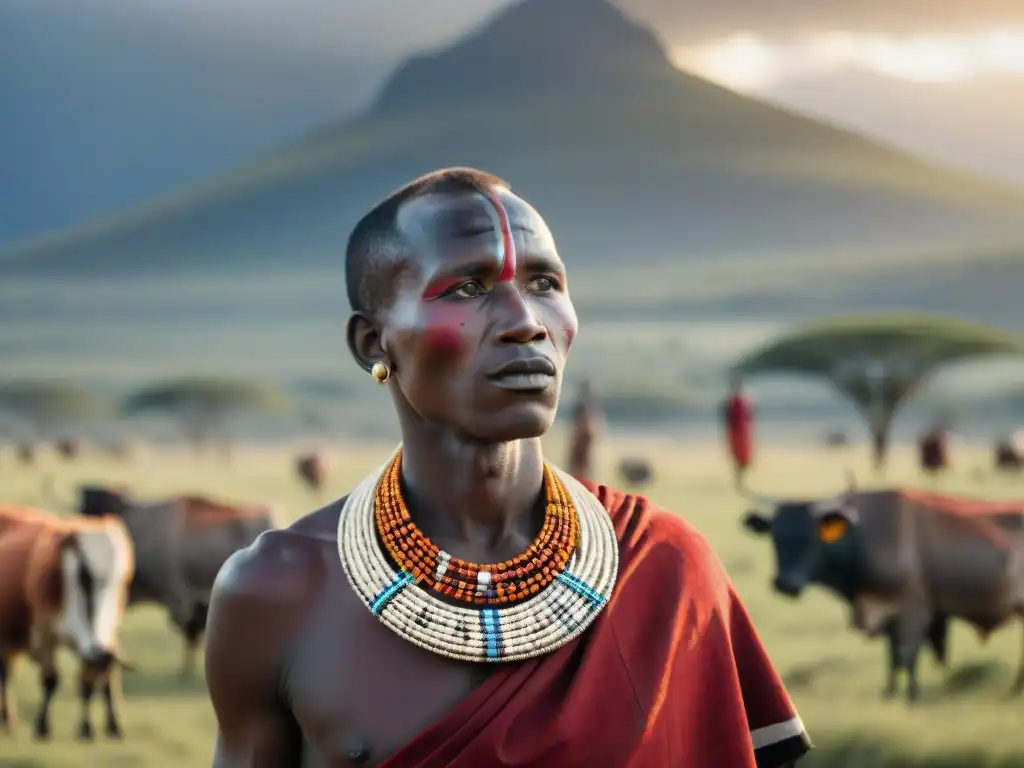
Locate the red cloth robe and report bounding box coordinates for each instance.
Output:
[380,484,810,767]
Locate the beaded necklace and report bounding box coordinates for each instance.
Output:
[375,451,579,606]
[337,447,619,663]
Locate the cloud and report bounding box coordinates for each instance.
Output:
[672,29,1024,90]
[625,0,1024,41]
[13,0,1023,62]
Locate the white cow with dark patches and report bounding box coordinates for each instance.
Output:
[0,505,135,740]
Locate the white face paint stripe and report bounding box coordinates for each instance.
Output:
[478,189,516,282]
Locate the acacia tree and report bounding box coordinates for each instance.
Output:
[0,380,113,438]
[121,377,293,455]
[730,314,1024,472]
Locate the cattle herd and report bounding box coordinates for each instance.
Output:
[741,473,1024,703]
[2,439,1022,747]
[916,429,1024,478]
[0,450,328,741]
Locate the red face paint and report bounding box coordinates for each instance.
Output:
[424,324,462,351]
[422,302,470,352]
[420,276,466,301]
[481,188,516,283]
[414,188,517,355]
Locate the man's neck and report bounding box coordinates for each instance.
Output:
[399,431,545,548]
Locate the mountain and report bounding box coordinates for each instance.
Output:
[0,0,390,246]
[3,0,1023,282]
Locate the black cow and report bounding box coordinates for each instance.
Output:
[742,483,1024,703]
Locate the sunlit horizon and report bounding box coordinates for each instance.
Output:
[672,27,1024,92]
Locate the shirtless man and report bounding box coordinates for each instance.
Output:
[205,168,811,767]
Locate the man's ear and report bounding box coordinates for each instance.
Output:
[347,311,388,375]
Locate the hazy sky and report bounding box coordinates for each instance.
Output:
[3,0,1023,246]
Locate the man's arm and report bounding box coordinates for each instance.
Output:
[205,532,315,767]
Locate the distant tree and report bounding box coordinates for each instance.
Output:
[121,377,293,454]
[0,380,113,438]
[731,315,1024,472]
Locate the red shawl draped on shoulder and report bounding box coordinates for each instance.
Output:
[380,484,811,768]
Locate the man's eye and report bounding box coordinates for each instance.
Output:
[527,276,559,292]
[450,280,485,298]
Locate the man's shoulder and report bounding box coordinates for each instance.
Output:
[287,495,347,540]
[583,481,717,551]
[584,481,729,590]
[211,497,347,605]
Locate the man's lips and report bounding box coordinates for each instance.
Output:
[486,356,557,391]
[485,357,557,379]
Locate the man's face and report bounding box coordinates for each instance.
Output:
[380,188,578,442]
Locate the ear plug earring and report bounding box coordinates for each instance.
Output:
[371,361,390,385]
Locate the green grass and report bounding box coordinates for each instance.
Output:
[1,433,1023,766]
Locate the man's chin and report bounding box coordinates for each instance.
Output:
[477,403,556,442]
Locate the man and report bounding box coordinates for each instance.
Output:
[566,378,603,482]
[723,376,754,490]
[205,168,810,767]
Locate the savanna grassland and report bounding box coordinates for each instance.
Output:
[1,432,1023,767]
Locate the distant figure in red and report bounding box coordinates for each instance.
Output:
[567,379,603,483]
[723,377,754,489]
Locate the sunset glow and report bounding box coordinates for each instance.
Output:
[673,28,1024,91]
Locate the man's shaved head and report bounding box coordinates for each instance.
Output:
[345,166,575,442]
[344,167,509,314]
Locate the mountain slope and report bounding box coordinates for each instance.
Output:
[0,0,391,248]
[2,0,1022,280]
[764,69,1024,186]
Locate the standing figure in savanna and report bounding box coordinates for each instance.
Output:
[723,376,755,489]
[205,168,810,768]
[566,378,603,483]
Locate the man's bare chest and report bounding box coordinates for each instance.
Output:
[284,558,496,766]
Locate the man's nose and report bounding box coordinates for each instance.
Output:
[496,289,547,345]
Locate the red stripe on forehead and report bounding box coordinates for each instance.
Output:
[481,188,516,282]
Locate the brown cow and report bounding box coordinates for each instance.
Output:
[995,433,1023,473]
[918,427,949,477]
[295,452,326,491]
[78,487,282,678]
[617,458,654,487]
[0,505,135,739]
[744,487,1024,703]
[55,439,81,461]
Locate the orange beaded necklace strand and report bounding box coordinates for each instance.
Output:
[374,450,579,607]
